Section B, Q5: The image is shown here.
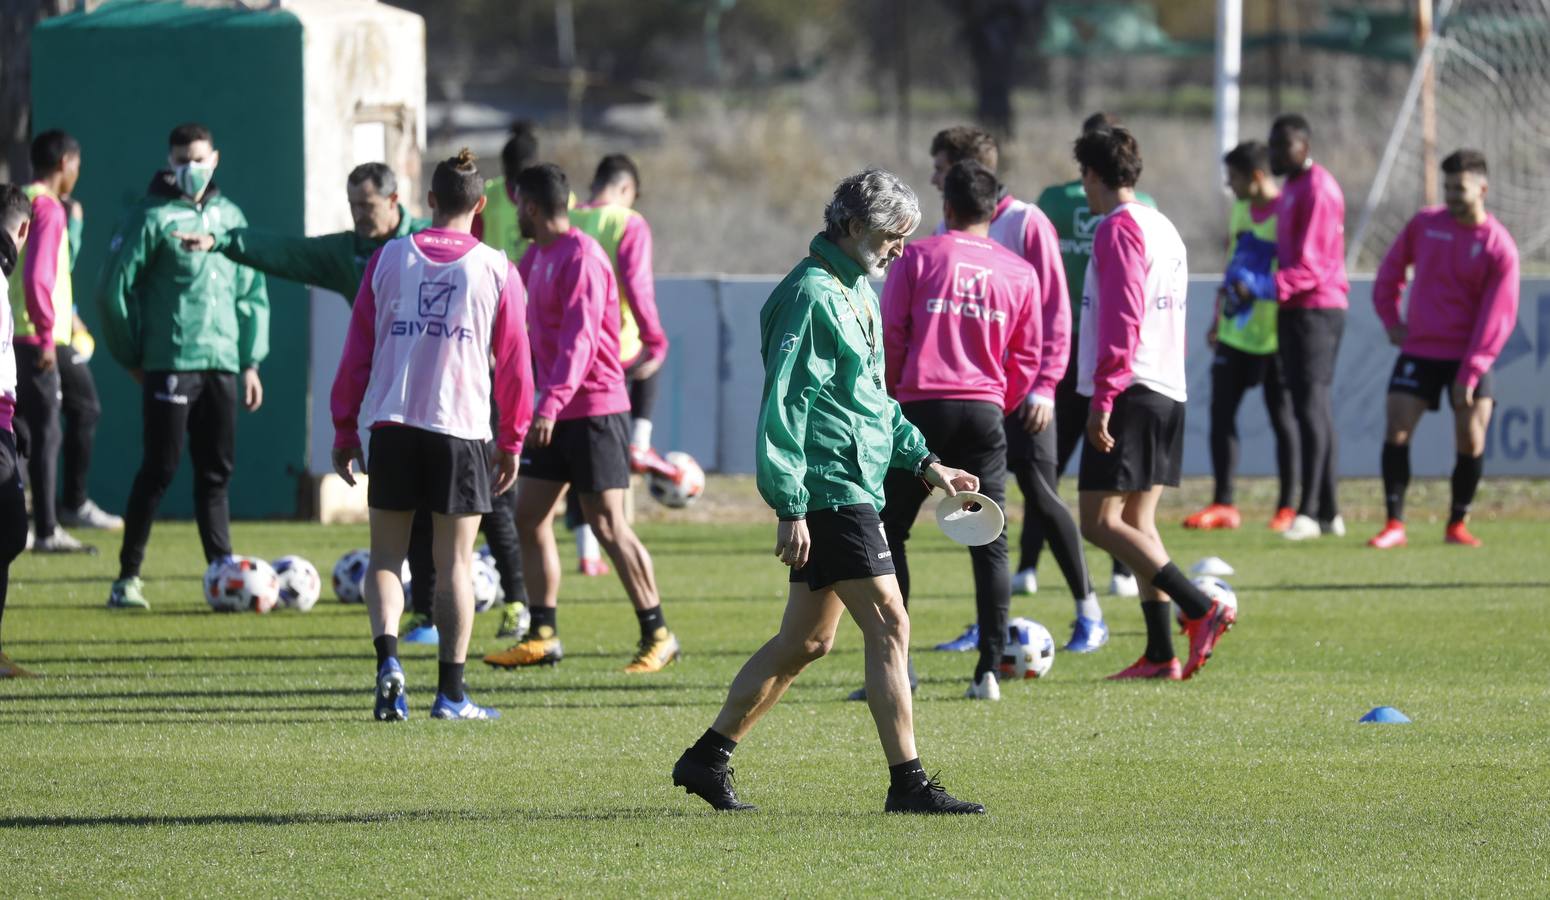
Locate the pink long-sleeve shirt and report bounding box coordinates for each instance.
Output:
[1076,203,1189,412]
[331,228,533,455]
[1372,207,1520,388]
[881,231,1041,412]
[1275,161,1349,310]
[936,194,1070,403]
[18,190,65,346]
[519,227,631,421]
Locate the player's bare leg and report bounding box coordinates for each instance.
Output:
[429,512,498,718]
[579,487,680,672]
[711,583,846,740]
[484,477,568,669]
[1371,393,1428,548]
[364,508,413,720]
[1445,392,1492,546]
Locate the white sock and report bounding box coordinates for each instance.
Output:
[631,418,653,449]
[1076,592,1103,621]
[575,524,601,561]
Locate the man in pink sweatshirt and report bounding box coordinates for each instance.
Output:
[1072,128,1236,682]
[332,149,534,721]
[876,160,1041,701]
[483,163,680,675]
[1368,149,1519,550]
[1268,114,1350,541]
[923,126,1105,656]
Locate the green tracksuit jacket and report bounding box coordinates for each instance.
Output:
[756,234,930,520]
[95,172,268,373]
[209,204,429,301]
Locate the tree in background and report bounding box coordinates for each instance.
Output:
[1,0,74,182]
[947,0,1046,137]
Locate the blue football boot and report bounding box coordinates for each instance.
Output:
[430,693,501,720]
[374,658,408,721]
[933,622,979,652]
[1063,616,1109,654]
[402,613,439,645]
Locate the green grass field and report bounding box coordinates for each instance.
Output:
[2,487,1549,896]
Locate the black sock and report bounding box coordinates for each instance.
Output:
[1112,556,1133,579]
[689,728,737,767]
[888,757,927,790]
[1142,600,1176,662]
[1151,563,1209,619]
[1449,453,1483,524]
[529,605,557,638]
[635,605,667,641]
[438,661,465,702]
[373,635,398,669]
[1382,442,1411,522]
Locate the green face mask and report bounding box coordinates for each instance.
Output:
[174,160,215,199]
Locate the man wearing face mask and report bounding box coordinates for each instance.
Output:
[0,185,38,677]
[95,123,269,610]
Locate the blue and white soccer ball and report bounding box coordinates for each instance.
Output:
[332,550,413,604]
[471,554,504,613]
[1178,576,1239,629]
[272,555,321,612]
[1000,617,1056,680]
[204,555,280,614]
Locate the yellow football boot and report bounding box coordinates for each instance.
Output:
[623,628,681,674]
[482,626,563,669]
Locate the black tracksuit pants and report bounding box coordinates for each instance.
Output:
[0,431,31,647]
[881,399,1009,680]
[118,371,236,579]
[58,344,102,511]
[13,343,62,536]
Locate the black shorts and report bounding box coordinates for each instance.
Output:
[789,503,895,591]
[1077,385,1185,493]
[367,426,492,515]
[1277,307,1345,387]
[1212,342,1280,389]
[520,412,632,493]
[1388,354,1494,411]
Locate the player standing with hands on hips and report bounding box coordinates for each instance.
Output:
[331,149,533,721]
[672,169,986,815]
[1070,128,1236,681]
[1368,149,1519,549]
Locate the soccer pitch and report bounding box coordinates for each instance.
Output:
[2,489,1548,896]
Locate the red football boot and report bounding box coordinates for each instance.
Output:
[1106,656,1183,681]
[1181,598,1237,680]
[1182,504,1242,530]
[1444,521,1483,547]
[1367,520,1408,549]
[1268,507,1296,532]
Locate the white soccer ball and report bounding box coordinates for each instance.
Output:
[272,555,321,612]
[471,554,504,613]
[332,550,413,604]
[1000,617,1055,680]
[647,451,706,509]
[204,555,280,614]
[1177,575,1240,630]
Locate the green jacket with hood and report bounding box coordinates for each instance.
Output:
[96,172,268,373]
[208,204,429,301]
[756,234,930,519]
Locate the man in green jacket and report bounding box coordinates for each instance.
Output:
[95,123,269,610]
[174,162,427,303]
[672,169,986,816]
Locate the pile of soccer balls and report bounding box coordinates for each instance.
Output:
[203,554,321,613]
[331,547,504,612]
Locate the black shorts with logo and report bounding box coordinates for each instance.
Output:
[520,412,632,493]
[368,426,492,516]
[1388,353,1494,411]
[789,503,895,592]
[1077,384,1186,493]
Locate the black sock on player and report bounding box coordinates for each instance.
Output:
[689,728,736,767]
[1382,442,1411,522]
[1449,453,1483,524]
[636,605,667,641]
[888,757,927,790]
[1151,563,1210,619]
[529,605,557,638]
[373,634,398,669]
[1141,600,1176,662]
[438,661,465,702]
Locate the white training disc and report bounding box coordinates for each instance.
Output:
[935,491,1006,547]
[1190,556,1235,577]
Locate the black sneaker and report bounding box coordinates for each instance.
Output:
[672,750,756,811]
[884,773,986,815]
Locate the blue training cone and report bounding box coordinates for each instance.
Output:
[1360,706,1412,724]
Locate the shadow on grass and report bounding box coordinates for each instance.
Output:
[1259,581,1550,592]
[0,805,764,830]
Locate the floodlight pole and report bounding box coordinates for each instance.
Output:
[1417,0,1438,205]
[1214,0,1243,199]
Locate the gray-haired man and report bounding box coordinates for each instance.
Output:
[671,169,986,815]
